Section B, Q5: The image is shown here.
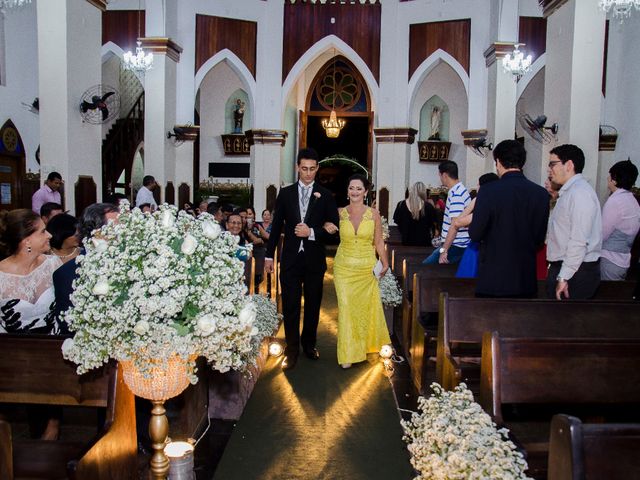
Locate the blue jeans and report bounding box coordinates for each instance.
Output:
[423,245,466,265]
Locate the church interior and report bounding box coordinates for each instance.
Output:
[1,0,639,479]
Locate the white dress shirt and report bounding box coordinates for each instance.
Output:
[135,186,158,209]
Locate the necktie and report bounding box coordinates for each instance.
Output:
[300,186,311,217]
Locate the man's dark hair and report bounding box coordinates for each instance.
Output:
[40,202,63,218]
[138,203,152,211]
[550,144,585,174]
[438,160,459,180]
[348,173,371,191]
[221,204,234,214]
[609,160,639,191]
[47,171,62,182]
[46,213,79,250]
[479,172,500,186]
[142,175,156,187]
[107,193,127,204]
[78,203,119,244]
[206,202,219,215]
[493,140,526,170]
[297,148,319,165]
[233,207,247,215]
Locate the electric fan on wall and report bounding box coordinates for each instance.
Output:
[518,113,558,144]
[469,137,493,158]
[79,85,120,124]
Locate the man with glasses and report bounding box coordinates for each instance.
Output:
[546,144,602,300]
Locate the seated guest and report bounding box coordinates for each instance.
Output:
[257,208,272,241]
[52,203,119,323]
[226,213,251,260]
[601,160,640,280]
[246,207,265,291]
[0,209,63,333]
[393,181,437,246]
[40,202,64,225]
[138,203,152,214]
[46,213,80,264]
[107,192,128,206]
[197,200,209,215]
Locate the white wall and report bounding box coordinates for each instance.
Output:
[198,60,249,183]
[516,68,545,184]
[410,61,468,188]
[0,3,39,173]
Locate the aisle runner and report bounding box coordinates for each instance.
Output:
[213,258,413,480]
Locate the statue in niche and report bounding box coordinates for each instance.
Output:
[428,106,441,141]
[232,99,245,134]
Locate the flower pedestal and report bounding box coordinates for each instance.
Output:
[121,356,192,480]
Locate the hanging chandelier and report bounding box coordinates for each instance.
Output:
[599,0,640,20]
[502,44,532,80]
[321,51,346,139]
[0,0,31,11]
[123,0,153,76]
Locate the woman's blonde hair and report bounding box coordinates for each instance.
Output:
[407,182,427,220]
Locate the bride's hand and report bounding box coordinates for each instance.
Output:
[323,222,338,234]
[380,263,389,277]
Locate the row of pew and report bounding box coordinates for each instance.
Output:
[388,243,640,480]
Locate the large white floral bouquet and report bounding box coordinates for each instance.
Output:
[62,204,259,381]
[402,383,530,480]
[241,294,281,367]
[379,271,402,307]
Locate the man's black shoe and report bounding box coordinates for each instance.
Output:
[282,354,298,370]
[303,348,320,360]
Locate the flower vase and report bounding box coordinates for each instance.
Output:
[120,356,192,480]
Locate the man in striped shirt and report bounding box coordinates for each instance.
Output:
[423,161,471,264]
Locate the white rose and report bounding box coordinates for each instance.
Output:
[238,303,257,327]
[160,209,175,228]
[91,238,108,253]
[196,314,216,336]
[92,280,110,296]
[133,320,149,335]
[181,234,198,255]
[61,338,74,358]
[201,220,221,240]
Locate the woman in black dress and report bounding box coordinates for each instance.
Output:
[393,181,436,246]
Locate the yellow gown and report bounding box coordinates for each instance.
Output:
[334,207,391,365]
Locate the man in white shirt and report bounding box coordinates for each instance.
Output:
[135,175,158,211]
[546,144,602,299]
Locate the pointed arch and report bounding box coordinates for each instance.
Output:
[101,41,125,63]
[408,49,469,111]
[517,54,546,101]
[282,35,379,112]
[194,49,257,106]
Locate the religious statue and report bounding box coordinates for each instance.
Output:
[428,106,441,141]
[232,99,245,134]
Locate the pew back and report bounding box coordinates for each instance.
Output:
[548,414,640,480]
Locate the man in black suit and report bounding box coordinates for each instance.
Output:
[469,140,550,298]
[265,148,339,370]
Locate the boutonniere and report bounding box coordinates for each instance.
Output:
[313,192,321,199]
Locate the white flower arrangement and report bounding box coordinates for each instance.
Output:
[379,270,402,307]
[241,294,281,367]
[61,204,259,381]
[380,215,390,241]
[402,383,531,480]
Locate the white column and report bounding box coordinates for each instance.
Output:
[373,129,417,222]
[37,0,103,215]
[246,131,288,215]
[540,0,606,184]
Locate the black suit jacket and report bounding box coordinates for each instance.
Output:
[265,182,339,273]
[469,171,550,297]
[51,252,82,334]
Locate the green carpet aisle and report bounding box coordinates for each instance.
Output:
[212,257,414,480]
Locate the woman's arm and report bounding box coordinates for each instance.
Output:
[245,227,264,246]
[439,198,476,264]
[257,223,270,241]
[372,208,389,276]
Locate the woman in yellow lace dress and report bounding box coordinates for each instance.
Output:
[327,174,391,368]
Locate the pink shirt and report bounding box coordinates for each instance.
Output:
[601,188,640,268]
[32,184,61,214]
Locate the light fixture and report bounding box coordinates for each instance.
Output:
[379,344,394,360]
[0,0,31,11]
[321,50,346,139]
[502,44,532,80]
[123,0,154,76]
[599,0,640,20]
[268,340,284,357]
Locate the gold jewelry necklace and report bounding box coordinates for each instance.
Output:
[54,247,79,259]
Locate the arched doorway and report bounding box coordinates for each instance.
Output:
[302,56,372,206]
[0,120,26,210]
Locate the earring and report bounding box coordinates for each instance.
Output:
[27,245,32,254]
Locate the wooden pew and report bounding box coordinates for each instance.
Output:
[437,295,640,391]
[0,334,137,479]
[479,333,640,479]
[409,278,637,393]
[547,414,640,480]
